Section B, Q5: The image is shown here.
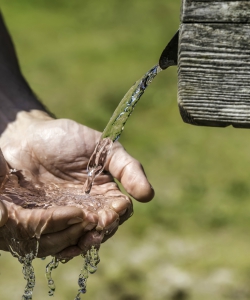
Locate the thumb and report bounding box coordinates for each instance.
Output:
[107,143,154,203]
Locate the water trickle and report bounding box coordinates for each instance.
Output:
[20,252,37,300]
[45,257,60,296]
[85,64,162,193]
[0,63,162,299]
[75,246,100,300]
[2,226,39,300]
[85,137,113,194]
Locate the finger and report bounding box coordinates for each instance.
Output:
[106,191,133,222]
[90,182,133,224]
[101,226,118,243]
[106,143,154,202]
[38,221,96,257]
[99,189,133,225]
[118,205,133,225]
[40,207,98,235]
[1,201,99,241]
[55,246,82,261]
[78,230,104,254]
[96,208,119,231]
[55,231,106,259]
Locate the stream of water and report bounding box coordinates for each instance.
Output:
[74,246,100,300]
[45,257,59,296]
[85,64,162,193]
[1,63,162,300]
[1,226,39,300]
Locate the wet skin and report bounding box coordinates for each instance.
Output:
[0,110,154,259]
[0,11,154,260]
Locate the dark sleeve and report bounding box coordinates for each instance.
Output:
[0,11,49,118]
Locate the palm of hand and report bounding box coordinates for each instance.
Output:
[6,118,107,184]
[21,117,133,223]
[0,114,136,258]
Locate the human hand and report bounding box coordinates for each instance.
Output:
[0,110,154,259]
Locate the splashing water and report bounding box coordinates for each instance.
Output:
[1,225,39,300]
[21,251,37,300]
[0,63,162,299]
[0,173,110,299]
[85,64,162,193]
[84,137,113,194]
[45,257,60,296]
[75,246,100,300]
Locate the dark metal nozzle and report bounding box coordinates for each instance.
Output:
[159,30,179,70]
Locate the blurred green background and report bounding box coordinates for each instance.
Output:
[1,0,250,299]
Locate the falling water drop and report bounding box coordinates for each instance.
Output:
[20,253,37,300]
[45,257,60,296]
[74,246,100,300]
[3,235,40,300]
[0,62,163,299]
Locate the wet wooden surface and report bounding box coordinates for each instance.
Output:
[178,0,250,127]
[182,1,250,23]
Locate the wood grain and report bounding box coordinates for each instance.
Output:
[178,23,250,128]
[182,0,250,23]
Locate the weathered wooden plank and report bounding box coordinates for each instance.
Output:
[182,0,250,23]
[178,23,250,128]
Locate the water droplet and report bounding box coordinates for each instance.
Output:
[45,257,59,296]
[75,246,100,298]
[0,63,161,299]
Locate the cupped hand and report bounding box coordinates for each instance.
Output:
[0,110,154,259]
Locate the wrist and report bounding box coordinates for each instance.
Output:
[0,93,52,134]
[14,109,54,122]
[0,110,54,147]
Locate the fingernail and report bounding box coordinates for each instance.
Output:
[67,217,84,225]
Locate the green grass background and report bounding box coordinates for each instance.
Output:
[1,0,250,299]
